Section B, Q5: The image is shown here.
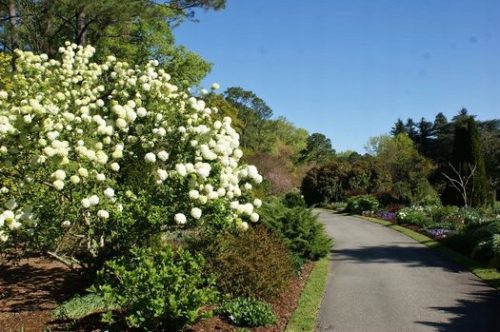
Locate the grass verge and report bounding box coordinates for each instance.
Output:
[357,214,500,290]
[285,257,329,332]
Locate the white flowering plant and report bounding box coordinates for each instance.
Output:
[0,43,262,266]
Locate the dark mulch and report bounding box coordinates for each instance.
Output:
[187,262,314,332]
[0,256,83,332]
[0,257,314,332]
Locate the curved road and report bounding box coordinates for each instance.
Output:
[316,209,500,332]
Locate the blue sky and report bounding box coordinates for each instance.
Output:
[174,0,500,152]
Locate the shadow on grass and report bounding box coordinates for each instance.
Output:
[416,289,500,331]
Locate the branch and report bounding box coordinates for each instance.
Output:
[47,251,81,270]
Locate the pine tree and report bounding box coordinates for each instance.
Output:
[391,118,406,136]
[451,117,490,207]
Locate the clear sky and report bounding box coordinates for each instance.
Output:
[174,0,500,153]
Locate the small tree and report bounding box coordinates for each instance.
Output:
[442,163,476,207]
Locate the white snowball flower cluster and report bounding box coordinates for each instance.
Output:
[0,43,263,247]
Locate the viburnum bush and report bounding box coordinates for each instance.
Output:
[0,43,262,266]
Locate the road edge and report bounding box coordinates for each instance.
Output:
[352,213,500,290]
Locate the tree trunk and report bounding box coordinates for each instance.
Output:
[7,0,19,50]
[76,11,87,46]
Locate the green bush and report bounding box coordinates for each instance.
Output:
[259,198,332,261]
[216,297,276,327]
[345,195,379,214]
[282,191,307,208]
[92,246,217,331]
[396,206,431,227]
[194,224,295,302]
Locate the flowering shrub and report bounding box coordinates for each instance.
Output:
[396,206,429,226]
[345,195,379,214]
[0,44,262,265]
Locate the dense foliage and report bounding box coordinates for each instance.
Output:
[193,224,295,301]
[216,297,277,327]
[0,0,226,87]
[391,110,498,206]
[345,195,380,214]
[93,246,217,331]
[260,197,332,261]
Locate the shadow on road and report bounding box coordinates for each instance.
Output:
[416,289,500,332]
[332,245,466,272]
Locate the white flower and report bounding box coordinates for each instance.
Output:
[110,162,120,171]
[0,230,9,242]
[62,220,71,228]
[104,187,115,198]
[78,168,89,177]
[174,213,187,225]
[115,118,127,129]
[81,198,91,208]
[199,195,208,204]
[53,180,64,190]
[238,221,249,231]
[137,107,147,117]
[70,175,81,184]
[253,198,262,208]
[157,150,169,161]
[211,82,220,90]
[157,169,168,181]
[250,213,259,222]
[191,207,202,219]
[8,220,22,230]
[97,210,109,219]
[96,173,106,182]
[144,152,156,163]
[2,210,14,221]
[175,164,187,177]
[244,183,252,190]
[0,187,9,194]
[52,169,66,180]
[189,190,200,200]
[89,195,99,206]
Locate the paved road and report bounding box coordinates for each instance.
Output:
[315,209,500,332]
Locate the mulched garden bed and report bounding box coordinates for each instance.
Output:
[0,257,314,331]
[0,256,83,331]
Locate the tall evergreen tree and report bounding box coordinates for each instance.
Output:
[405,118,418,142]
[391,118,406,136]
[451,117,490,207]
[417,117,434,155]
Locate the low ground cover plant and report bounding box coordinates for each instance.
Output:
[216,297,276,327]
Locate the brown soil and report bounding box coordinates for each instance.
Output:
[188,262,314,332]
[0,256,82,332]
[0,257,314,332]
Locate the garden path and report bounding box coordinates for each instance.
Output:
[315,209,500,332]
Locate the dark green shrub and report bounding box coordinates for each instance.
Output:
[92,246,217,331]
[260,198,332,261]
[345,195,379,214]
[282,191,307,208]
[216,297,276,327]
[195,225,295,301]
